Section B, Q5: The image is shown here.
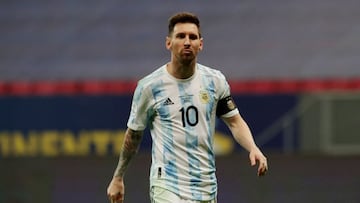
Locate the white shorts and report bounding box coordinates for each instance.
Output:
[150,186,217,203]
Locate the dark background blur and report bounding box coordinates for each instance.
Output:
[1,0,360,202]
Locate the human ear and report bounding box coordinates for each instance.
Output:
[165,36,171,50]
[198,38,203,51]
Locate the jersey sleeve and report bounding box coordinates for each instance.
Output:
[216,72,239,118]
[127,81,153,131]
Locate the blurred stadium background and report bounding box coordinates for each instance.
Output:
[1,0,360,202]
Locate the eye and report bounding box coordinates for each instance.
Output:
[189,34,199,40]
[176,33,186,39]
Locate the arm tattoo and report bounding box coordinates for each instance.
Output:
[114,128,143,177]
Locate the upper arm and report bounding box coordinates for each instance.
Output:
[123,128,144,151]
[214,71,239,118]
[126,128,144,138]
[127,82,153,131]
[221,113,242,129]
[126,128,144,145]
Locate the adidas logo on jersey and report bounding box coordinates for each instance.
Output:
[163,98,174,105]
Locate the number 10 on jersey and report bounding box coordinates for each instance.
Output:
[179,105,199,127]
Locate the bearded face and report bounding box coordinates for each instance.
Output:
[166,23,203,65]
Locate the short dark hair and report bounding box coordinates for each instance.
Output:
[168,12,201,37]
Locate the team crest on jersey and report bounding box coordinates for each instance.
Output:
[199,90,210,104]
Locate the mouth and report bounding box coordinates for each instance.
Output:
[182,49,193,55]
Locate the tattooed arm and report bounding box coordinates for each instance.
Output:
[107,128,143,203]
[114,128,143,177]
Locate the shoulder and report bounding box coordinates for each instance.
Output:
[197,63,227,81]
[131,65,166,101]
[137,65,166,88]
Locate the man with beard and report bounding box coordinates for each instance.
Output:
[107,12,268,203]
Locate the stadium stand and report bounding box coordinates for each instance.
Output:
[1,0,360,81]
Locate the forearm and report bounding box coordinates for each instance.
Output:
[224,114,258,152]
[224,114,268,176]
[232,124,258,152]
[113,128,143,177]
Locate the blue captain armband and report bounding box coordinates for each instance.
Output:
[216,96,237,117]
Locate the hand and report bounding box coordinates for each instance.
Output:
[249,147,268,177]
[107,176,125,203]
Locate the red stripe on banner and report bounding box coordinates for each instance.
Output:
[0,79,360,96]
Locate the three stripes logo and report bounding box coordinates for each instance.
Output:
[163,98,174,105]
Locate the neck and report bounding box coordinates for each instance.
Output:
[167,60,196,79]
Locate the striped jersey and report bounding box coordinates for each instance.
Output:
[127,63,239,201]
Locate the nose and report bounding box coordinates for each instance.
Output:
[184,36,190,46]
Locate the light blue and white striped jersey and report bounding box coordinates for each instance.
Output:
[127,63,239,201]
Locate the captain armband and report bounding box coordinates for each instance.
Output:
[216,96,238,117]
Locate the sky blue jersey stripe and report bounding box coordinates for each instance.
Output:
[151,80,179,193]
[201,74,217,193]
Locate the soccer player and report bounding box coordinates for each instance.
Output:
[107,12,268,203]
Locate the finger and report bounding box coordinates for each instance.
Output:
[109,193,122,203]
[258,168,266,176]
[115,197,124,203]
[116,192,124,203]
[257,163,268,176]
[258,168,265,176]
[109,197,123,203]
[109,195,116,203]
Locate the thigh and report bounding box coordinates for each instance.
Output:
[186,196,217,203]
[194,199,217,203]
[150,186,217,203]
[150,186,181,203]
